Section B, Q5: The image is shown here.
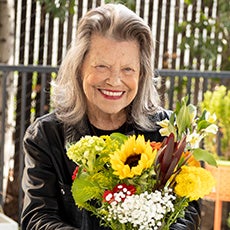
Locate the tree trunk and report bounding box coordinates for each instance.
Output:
[0,0,15,215]
[0,0,14,63]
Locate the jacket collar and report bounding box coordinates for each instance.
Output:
[64,115,91,147]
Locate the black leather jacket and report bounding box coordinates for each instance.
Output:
[21,111,201,230]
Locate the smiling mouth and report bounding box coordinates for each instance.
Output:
[100,89,124,97]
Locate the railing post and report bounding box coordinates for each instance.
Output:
[0,72,7,207]
[40,72,47,116]
[18,72,27,220]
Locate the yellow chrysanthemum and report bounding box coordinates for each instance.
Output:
[110,135,156,179]
[174,165,215,201]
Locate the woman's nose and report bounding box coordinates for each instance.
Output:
[106,70,121,86]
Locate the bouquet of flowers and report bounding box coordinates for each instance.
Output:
[67,97,218,230]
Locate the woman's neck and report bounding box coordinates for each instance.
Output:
[87,111,127,130]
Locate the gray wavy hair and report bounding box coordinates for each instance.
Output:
[52,3,160,130]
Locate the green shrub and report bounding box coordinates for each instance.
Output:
[200,85,230,160]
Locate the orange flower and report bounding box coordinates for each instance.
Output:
[150,141,162,150]
[181,151,200,167]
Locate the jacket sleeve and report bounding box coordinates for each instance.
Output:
[21,119,80,230]
[169,198,201,229]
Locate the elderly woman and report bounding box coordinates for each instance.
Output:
[21,3,200,230]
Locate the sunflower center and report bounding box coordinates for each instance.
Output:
[125,154,141,168]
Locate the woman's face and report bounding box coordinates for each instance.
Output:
[81,34,140,118]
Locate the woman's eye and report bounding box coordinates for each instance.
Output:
[96,65,108,69]
[95,65,109,72]
[123,67,134,74]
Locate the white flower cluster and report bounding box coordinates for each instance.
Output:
[107,188,176,230]
[104,184,134,203]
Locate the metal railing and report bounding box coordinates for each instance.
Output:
[0,64,58,221]
[0,64,230,223]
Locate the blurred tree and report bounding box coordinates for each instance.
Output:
[37,0,136,20]
[176,0,230,71]
[38,0,75,21]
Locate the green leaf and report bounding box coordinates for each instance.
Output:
[184,0,193,4]
[71,174,101,207]
[197,120,211,131]
[187,104,196,119]
[193,148,217,167]
[110,132,128,144]
[169,111,175,124]
[176,103,191,137]
[69,0,76,14]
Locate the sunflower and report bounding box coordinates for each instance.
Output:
[110,135,156,179]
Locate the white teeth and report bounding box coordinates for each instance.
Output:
[101,89,123,97]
